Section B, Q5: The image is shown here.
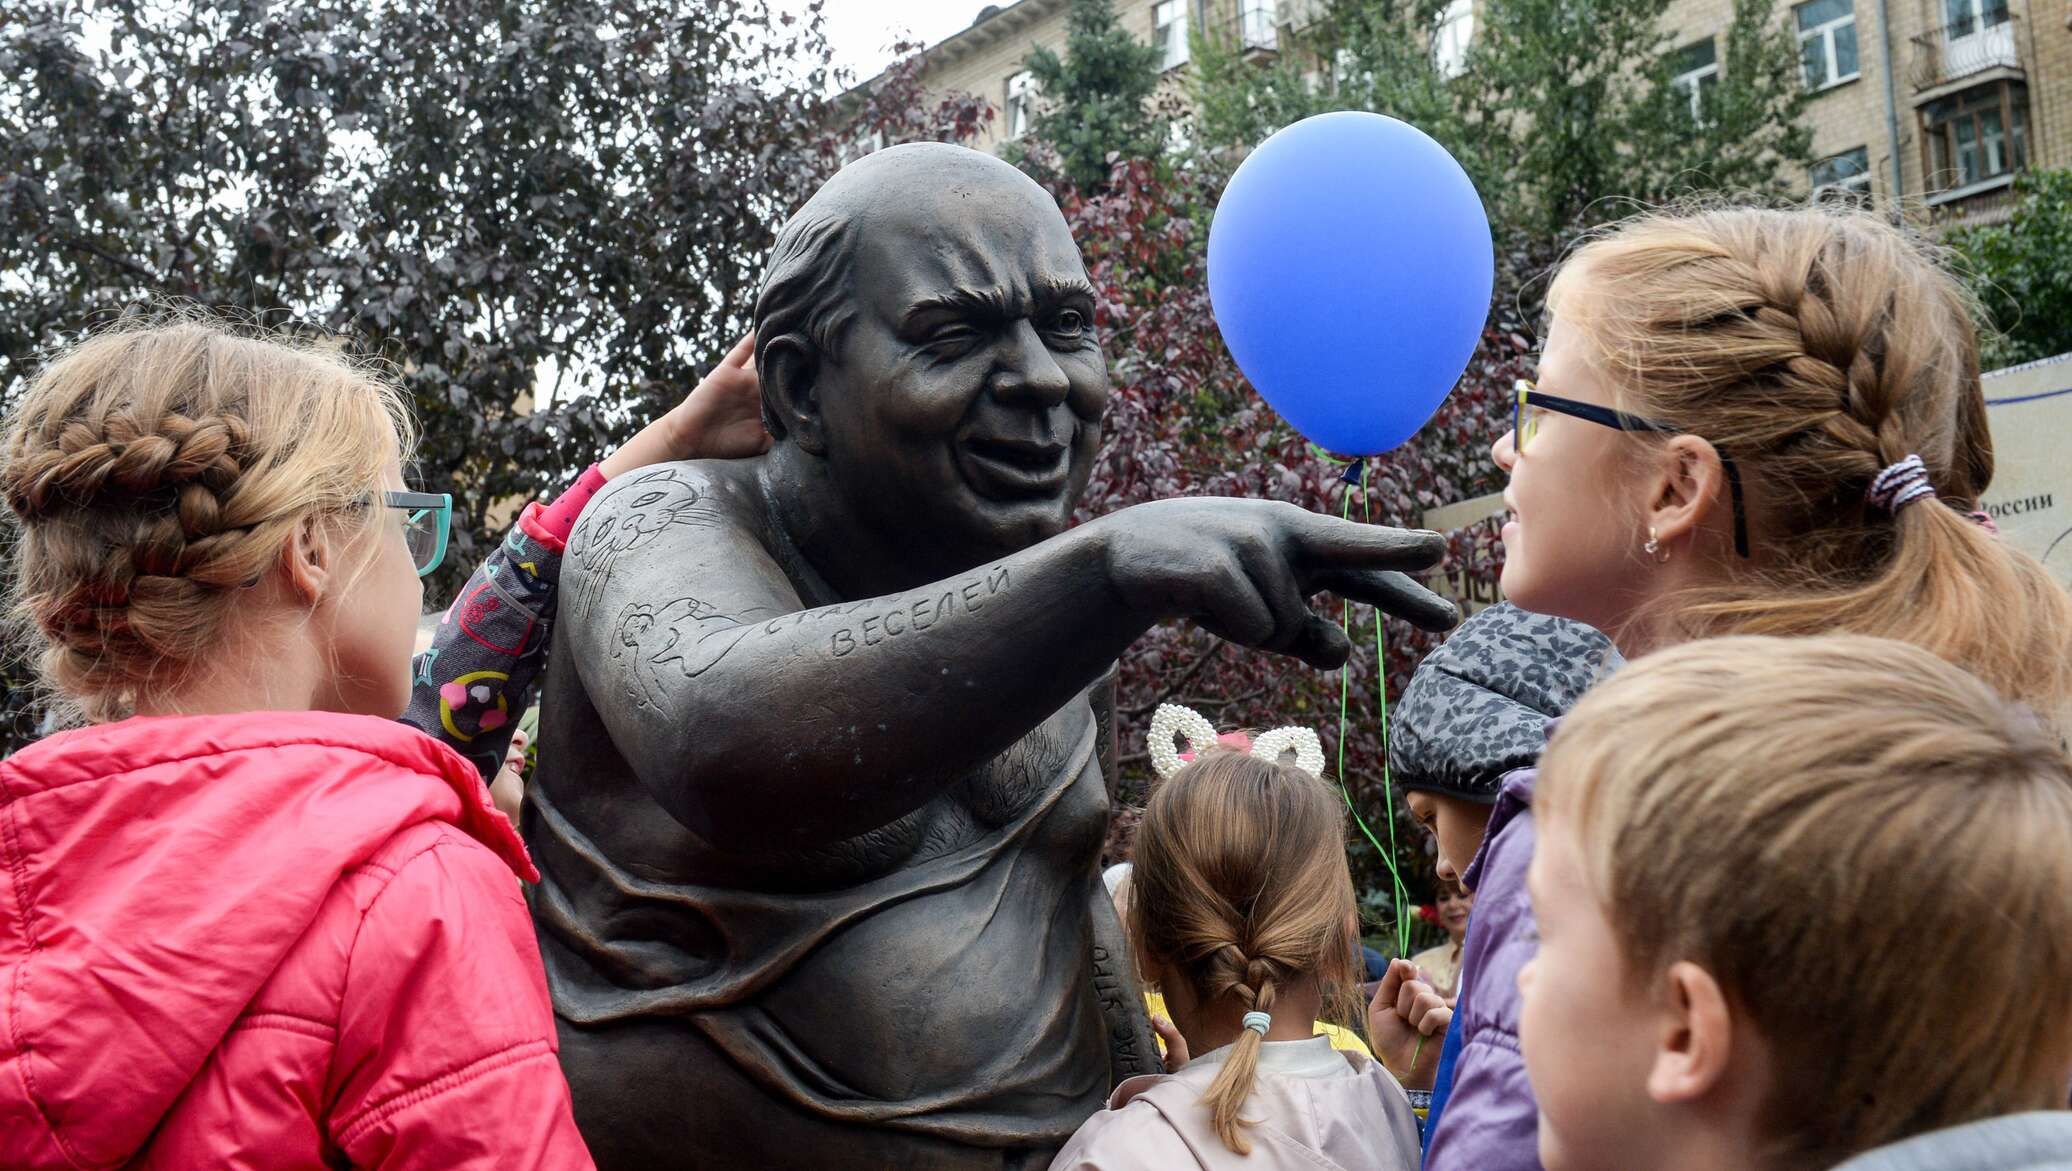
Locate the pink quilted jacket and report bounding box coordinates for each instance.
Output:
[0,711,593,1169]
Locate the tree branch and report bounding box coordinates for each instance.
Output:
[1121,640,1223,718]
[58,231,159,284]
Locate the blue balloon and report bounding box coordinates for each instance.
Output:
[1208,112,1493,456]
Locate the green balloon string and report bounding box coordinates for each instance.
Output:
[1325,458,1414,958]
[1362,481,1413,960]
[1318,448,1427,1073]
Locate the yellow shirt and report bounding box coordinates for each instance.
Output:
[1142,991,1372,1059]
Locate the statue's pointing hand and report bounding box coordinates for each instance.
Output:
[1094,497,1459,670]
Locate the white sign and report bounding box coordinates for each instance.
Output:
[1981,352,2072,589]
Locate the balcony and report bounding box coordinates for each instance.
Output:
[1910,13,2024,100]
[1208,0,1282,58]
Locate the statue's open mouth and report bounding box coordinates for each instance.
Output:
[959,436,1071,498]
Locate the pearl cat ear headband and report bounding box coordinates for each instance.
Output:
[1147,702,1326,780]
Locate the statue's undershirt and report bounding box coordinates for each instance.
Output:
[526,682,1114,1149]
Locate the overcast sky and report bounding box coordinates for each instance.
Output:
[808,0,993,88]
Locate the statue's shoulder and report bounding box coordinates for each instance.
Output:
[579,458,761,520]
[564,459,775,590]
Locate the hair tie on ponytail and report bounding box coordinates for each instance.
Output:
[1241,1011,1271,1036]
[1867,455,1935,515]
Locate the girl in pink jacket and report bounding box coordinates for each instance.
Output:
[1050,710,1422,1171]
[0,318,601,1169]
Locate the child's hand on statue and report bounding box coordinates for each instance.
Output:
[601,332,769,478]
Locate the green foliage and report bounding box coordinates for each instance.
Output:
[1462,0,1810,234]
[1947,168,2072,369]
[1016,0,1168,193]
[1186,1,1458,172]
[1187,0,1812,239]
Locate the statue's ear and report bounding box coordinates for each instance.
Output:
[759,334,826,455]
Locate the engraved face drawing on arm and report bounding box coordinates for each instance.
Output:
[567,467,721,621]
[610,595,759,712]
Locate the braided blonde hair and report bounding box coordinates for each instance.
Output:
[1548,205,2072,716]
[2,315,414,721]
[1129,750,1362,1155]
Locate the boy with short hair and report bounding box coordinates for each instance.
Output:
[1521,634,2072,1171]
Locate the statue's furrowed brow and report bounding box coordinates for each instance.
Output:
[900,286,1016,332]
[1032,276,1098,311]
[900,276,1095,333]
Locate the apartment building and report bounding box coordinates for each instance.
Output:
[893,0,2071,225]
[1666,0,2072,223]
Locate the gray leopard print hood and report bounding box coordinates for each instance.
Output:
[1389,602,1616,804]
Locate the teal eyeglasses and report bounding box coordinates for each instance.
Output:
[384,490,452,577]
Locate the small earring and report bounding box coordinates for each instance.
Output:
[1645,528,1671,564]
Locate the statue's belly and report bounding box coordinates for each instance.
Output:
[534,703,1114,1131]
[746,760,1110,1101]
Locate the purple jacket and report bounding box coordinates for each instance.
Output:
[1423,765,1542,1171]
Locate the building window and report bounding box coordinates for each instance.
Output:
[1925,81,2028,192]
[1005,70,1035,140]
[1237,0,1279,52]
[1795,0,1859,90]
[1671,38,1719,124]
[1154,0,1189,71]
[1433,0,1474,79]
[1943,0,2010,40]
[1810,145,1872,204]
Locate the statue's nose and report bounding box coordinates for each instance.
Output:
[988,319,1072,409]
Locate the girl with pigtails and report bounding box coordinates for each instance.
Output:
[1051,705,1423,1171]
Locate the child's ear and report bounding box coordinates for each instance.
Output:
[759,334,826,455]
[1646,960,1734,1105]
[1645,436,1731,551]
[279,513,335,607]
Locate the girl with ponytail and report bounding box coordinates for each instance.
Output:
[1051,726,1421,1171]
[1424,203,2072,1170]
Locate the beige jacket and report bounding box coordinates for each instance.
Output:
[1049,1035,1422,1171]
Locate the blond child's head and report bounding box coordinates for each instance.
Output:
[1520,634,2072,1171]
[1497,203,2072,715]
[3,314,423,721]
[1129,749,1362,1155]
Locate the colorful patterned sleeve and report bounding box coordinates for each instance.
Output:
[400,465,606,780]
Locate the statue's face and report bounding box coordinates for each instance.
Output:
[814,185,1110,563]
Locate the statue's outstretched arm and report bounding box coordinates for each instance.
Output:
[562,465,1455,850]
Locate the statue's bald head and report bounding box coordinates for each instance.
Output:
[751,144,1075,437]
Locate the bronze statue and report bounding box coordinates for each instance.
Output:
[526,142,1458,1170]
